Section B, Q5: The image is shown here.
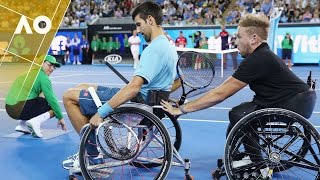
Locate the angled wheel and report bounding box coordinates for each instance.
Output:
[224,108,320,180]
[79,105,173,180]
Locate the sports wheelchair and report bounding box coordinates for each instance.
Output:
[68,91,188,180]
[212,75,319,179]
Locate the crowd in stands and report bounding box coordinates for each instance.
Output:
[59,0,320,29]
[0,0,319,29]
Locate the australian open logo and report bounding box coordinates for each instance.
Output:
[14,15,51,34]
[104,54,122,64]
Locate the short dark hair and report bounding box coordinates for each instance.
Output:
[131,1,163,25]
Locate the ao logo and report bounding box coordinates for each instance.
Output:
[14,15,52,34]
[104,54,122,64]
[50,35,67,55]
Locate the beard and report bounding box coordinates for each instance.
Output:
[239,43,251,58]
[142,32,151,43]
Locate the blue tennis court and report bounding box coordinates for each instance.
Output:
[0,64,319,179]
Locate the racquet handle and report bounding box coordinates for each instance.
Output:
[88,86,102,108]
[178,96,186,106]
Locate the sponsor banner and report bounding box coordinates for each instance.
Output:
[165,25,320,64]
[104,54,122,64]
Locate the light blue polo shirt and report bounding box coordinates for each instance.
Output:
[134,35,178,100]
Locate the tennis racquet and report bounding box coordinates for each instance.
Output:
[177,51,215,105]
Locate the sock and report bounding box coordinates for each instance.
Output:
[29,112,51,124]
[18,120,27,126]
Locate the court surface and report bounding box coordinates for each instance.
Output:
[0,63,319,179]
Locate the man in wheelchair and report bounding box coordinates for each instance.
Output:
[62,1,181,170]
[162,14,317,179]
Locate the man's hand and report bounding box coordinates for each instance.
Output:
[161,100,183,116]
[57,118,67,131]
[90,113,104,127]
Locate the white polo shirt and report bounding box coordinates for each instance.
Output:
[128,35,141,52]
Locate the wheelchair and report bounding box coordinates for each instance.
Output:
[213,89,319,179]
[69,90,187,180]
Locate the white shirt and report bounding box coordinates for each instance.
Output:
[128,35,141,52]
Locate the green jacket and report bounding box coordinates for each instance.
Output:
[5,68,63,120]
[281,38,293,49]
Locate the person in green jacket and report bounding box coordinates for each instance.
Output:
[107,36,114,54]
[123,34,130,55]
[281,32,294,69]
[113,37,121,54]
[91,36,99,61]
[5,55,67,138]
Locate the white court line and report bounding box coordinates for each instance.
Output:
[51,74,85,79]
[0,99,319,114]
[1,108,319,128]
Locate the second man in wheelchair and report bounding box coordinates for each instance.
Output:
[161,13,316,170]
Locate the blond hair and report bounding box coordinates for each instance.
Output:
[239,14,270,41]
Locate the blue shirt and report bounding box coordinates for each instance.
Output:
[134,35,178,100]
[81,40,89,49]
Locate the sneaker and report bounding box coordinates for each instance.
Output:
[232,156,253,168]
[26,120,43,138]
[15,120,31,134]
[62,153,104,170]
[62,153,79,170]
[77,61,82,65]
[88,156,104,165]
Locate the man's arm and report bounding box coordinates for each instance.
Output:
[108,76,144,109]
[170,78,182,93]
[90,76,144,126]
[162,76,247,115]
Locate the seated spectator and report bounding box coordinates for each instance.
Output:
[302,9,313,22]
[310,12,320,23]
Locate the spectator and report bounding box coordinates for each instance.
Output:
[229,32,238,70]
[72,34,81,65]
[215,24,230,69]
[281,32,294,70]
[123,34,130,55]
[261,0,273,16]
[65,36,72,64]
[80,34,89,64]
[114,37,121,54]
[91,35,99,61]
[128,30,141,69]
[310,11,320,23]
[175,31,187,48]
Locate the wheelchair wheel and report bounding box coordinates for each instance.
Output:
[79,106,173,180]
[224,108,320,180]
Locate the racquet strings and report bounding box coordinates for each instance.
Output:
[177,52,214,89]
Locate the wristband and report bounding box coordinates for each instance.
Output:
[98,102,113,118]
[179,104,188,114]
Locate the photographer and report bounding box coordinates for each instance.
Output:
[189,31,202,48]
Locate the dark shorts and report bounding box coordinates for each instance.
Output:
[221,46,229,50]
[73,49,80,55]
[5,97,51,120]
[228,90,316,127]
[79,86,120,116]
[282,49,292,59]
